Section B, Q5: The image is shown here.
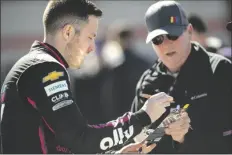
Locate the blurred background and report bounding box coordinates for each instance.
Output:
[1,1,231,123]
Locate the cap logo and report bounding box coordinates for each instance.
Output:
[170,16,179,24]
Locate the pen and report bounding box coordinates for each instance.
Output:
[182,104,193,130]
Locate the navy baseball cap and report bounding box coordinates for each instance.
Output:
[226,21,232,31]
[145,1,189,44]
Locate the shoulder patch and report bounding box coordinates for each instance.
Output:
[44,80,68,96]
[42,71,64,83]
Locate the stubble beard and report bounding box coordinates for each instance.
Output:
[66,43,84,69]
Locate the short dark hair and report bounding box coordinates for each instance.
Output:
[43,0,103,34]
[188,14,207,33]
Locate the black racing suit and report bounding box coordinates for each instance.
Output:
[131,42,232,153]
[0,41,151,154]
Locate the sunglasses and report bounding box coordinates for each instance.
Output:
[152,34,179,45]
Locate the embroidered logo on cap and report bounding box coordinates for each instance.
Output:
[170,16,179,24]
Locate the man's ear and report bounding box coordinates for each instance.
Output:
[62,24,76,42]
[187,24,193,38]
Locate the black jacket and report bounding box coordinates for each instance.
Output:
[0,41,151,154]
[131,42,232,153]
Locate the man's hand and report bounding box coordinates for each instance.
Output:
[116,141,156,154]
[141,92,173,123]
[165,112,191,143]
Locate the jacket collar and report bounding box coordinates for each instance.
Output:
[30,40,69,68]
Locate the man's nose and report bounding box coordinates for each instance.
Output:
[88,42,96,53]
[164,36,175,44]
[162,37,174,49]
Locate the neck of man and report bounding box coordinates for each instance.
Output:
[43,34,67,60]
[198,34,207,48]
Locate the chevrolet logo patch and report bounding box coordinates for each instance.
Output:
[42,71,64,83]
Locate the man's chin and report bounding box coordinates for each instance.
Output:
[69,63,82,69]
[69,57,85,69]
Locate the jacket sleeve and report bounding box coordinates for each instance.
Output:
[17,62,151,154]
[131,69,151,113]
[211,59,232,152]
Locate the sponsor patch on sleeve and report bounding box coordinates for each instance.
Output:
[51,92,69,103]
[42,71,64,83]
[44,80,68,96]
[52,100,73,111]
